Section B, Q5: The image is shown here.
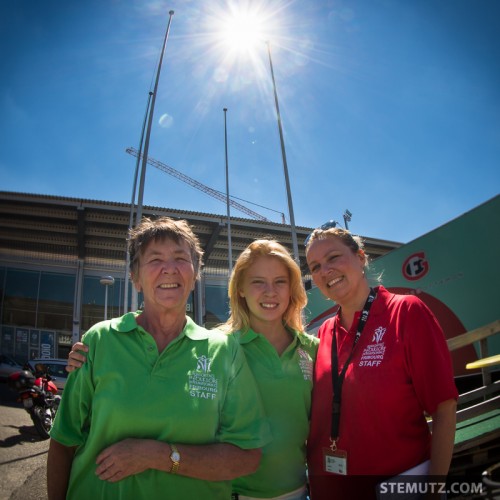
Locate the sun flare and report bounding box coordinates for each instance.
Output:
[210,1,281,59]
[220,11,265,54]
[189,0,315,125]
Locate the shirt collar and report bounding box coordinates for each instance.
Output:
[110,312,139,333]
[235,326,305,345]
[333,285,387,328]
[111,313,210,340]
[369,285,390,317]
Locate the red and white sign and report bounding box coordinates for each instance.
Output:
[402,252,429,281]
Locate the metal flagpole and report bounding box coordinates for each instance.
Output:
[135,10,175,225]
[265,40,300,263]
[223,108,233,276]
[124,91,153,313]
[132,10,174,312]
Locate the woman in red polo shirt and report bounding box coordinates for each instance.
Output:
[304,225,458,499]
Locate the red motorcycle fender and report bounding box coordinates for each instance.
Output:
[46,381,58,394]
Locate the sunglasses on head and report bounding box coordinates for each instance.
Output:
[304,220,339,247]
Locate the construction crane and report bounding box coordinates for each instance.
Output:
[126,147,271,222]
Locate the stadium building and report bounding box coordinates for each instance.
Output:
[0,191,401,361]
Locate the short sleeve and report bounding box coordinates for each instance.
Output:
[216,338,272,449]
[50,332,96,447]
[403,298,458,415]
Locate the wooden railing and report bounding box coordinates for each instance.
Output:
[447,319,500,351]
[447,319,500,423]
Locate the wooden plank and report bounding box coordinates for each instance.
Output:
[447,319,500,351]
[466,354,500,370]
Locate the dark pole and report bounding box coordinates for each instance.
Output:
[224,108,233,275]
[124,91,153,313]
[135,10,175,225]
[343,209,352,230]
[265,40,299,263]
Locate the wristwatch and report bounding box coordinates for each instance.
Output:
[169,443,181,474]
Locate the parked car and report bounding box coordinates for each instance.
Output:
[27,358,69,391]
[0,354,23,382]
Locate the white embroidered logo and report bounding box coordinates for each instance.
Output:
[196,355,212,373]
[372,327,387,343]
[359,326,387,368]
[297,348,313,381]
[189,355,218,400]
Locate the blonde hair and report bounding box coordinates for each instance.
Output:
[223,239,307,333]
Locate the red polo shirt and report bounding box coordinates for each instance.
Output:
[307,286,458,499]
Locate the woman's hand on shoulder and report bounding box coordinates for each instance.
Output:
[66,342,88,373]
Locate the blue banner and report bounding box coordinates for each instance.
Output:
[40,330,55,359]
[30,329,40,359]
[15,328,29,359]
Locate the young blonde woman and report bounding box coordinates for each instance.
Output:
[67,239,318,500]
[225,240,318,500]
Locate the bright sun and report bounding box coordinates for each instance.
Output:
[212,1,280,58]
[196,1,301,93]
[220,11,264,53]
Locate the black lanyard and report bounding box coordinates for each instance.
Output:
[330,288,376,449]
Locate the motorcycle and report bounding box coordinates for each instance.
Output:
[8,363,61,439]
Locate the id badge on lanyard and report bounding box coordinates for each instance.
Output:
[323,288,376,475]
[323,447,348,475]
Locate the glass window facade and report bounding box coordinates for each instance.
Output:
[205,283,229,329]
[2,269,39,328]
[82,276,121,331]
[37,273,75,331]
[0,269,75,332]
[0,264,228,363]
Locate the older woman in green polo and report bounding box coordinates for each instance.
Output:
[47,217,270,500]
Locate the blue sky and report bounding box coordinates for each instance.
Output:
[1,0,498,244]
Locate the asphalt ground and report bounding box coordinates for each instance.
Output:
[0,382,48,500]
[1,381,498,500]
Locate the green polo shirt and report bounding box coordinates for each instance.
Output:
[232,328,319,497]
[51,313,271,500]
